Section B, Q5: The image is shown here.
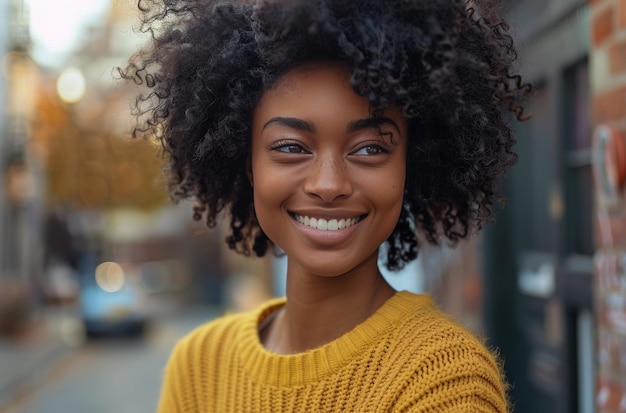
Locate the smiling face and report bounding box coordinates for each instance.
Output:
[250,62,407,278]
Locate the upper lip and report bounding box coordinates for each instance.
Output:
[289,209,367,220]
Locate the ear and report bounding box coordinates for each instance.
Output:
[246,156,253,187]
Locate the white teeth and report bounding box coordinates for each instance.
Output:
[294,214,361,230]
[317,219,328,230]
[328,219,338,230]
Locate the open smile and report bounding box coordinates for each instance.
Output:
[291,213,365,231]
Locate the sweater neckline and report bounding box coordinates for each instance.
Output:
[237,290,432,387]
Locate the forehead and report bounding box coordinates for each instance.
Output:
[252,61,407,135]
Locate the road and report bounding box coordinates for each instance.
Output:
[6,305,221,413]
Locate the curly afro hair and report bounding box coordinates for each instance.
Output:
[121,0,530,271]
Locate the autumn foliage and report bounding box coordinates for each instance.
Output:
[32,80,168,210]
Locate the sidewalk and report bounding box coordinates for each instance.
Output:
[0,309,76,411]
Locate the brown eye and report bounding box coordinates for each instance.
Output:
[352,144,388,156]
[275,144,306,154]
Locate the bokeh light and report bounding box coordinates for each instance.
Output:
[94,262,125,293]
[56,67,86,104]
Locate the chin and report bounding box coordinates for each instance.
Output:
[288,250,378,279]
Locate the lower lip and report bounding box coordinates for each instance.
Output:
[292,217,363,245]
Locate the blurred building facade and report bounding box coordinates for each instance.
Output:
[589,0,626,411]
[468,0,626,412]
[0,0,48,334]
[0,0,7,275]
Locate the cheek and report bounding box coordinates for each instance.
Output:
[376,161,407,228]
[250,167,287,233]
[381,185,405,223]
[372,161,406,205]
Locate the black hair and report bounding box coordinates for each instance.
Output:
[120,0,530,270]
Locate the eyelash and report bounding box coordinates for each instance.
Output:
[351,143,390,156]
[270,140,308,154]
[269,140,391,156]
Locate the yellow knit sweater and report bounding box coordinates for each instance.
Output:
[157,291,508,412]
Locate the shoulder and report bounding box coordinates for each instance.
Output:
[156,311,250,412]
[395,294,503,376]
[390,293,508,412]
[394,292,497,352]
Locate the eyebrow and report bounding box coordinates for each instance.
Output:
[346,117,400,134]
[262,117,315,132]
[262,116,400,134]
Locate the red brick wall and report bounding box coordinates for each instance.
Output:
[592,0,626,411]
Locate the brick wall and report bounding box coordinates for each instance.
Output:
[591,0,626,411]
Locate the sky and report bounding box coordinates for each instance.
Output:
[28,0,110,67]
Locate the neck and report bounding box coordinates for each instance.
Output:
[263,253,396,354]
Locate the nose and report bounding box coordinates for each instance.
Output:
[303,153,353,203]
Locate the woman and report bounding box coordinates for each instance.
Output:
[122,0,529,411]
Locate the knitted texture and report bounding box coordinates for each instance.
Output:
[157,291,508,412]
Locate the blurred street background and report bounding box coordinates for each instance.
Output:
[0,0,624,412]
